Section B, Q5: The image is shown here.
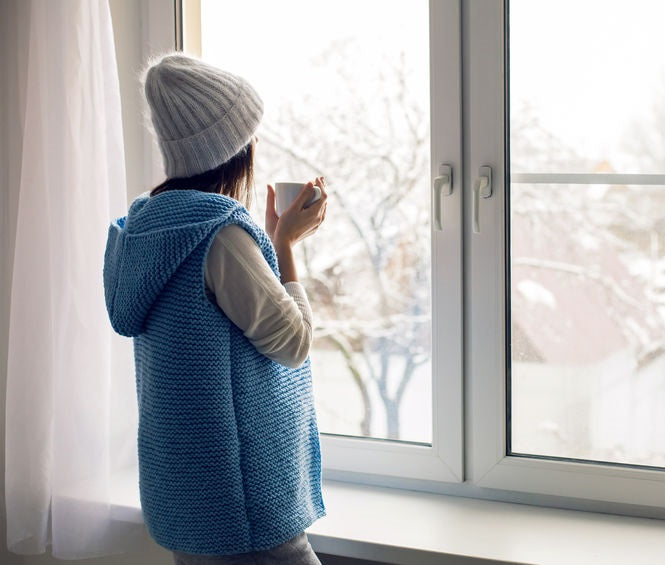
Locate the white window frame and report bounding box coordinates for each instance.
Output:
[168,0,466,486]
[465,0,665,514]
[140,0,179,191]
[320,0,464,486]
[158,0,665,518]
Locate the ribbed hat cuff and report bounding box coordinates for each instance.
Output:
[154,78,264,179]
[159,107,261,178]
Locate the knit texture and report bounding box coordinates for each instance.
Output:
[142,52,263,178]
[103,189,325,554]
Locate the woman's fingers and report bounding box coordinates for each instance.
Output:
[265,185,278,220]
[293,182,327,219]
[264,185,279,239]
[274,177,329,245]
[266,184,276,211]
[314,177,327,201]
[290,181,318,210]
[307,179,327,212]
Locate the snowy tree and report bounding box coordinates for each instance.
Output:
[510,99,665,368]
[254,39,430,439]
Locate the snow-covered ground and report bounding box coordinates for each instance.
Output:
[310,345,665,468]
[310,349,432,444]
[512,352,665,467]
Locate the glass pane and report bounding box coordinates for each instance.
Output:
[197,0,431,443]
[510,0,665,175]
[509,0,665,466]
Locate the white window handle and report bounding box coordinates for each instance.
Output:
[472,165,493,234]
[433,164,453,231]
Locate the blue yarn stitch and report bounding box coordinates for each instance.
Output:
[103,189,326,554]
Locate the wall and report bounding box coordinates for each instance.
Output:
[0,1,384,563]
[111,0,146,200]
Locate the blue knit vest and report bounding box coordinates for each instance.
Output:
[103,189,326,555]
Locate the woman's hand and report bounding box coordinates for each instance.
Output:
[268,177,328,247]
[267,177,327,283]
[265,184,279,241]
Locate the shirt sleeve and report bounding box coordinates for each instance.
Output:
[203,224,313,368]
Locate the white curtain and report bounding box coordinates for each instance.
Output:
[5,0,144,558]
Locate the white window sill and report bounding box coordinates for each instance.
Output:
[102,468,665,564]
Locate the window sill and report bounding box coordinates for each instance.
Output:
[104,468,665,564]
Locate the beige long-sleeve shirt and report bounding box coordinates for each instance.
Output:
[203,224,313,368]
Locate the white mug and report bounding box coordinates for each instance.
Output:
[274,182,322,217]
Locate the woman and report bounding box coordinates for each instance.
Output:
[103,52,327,564]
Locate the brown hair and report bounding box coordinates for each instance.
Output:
[149,139,255,208]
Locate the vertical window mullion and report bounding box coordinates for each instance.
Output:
[464,0,509,481]
[430,0,464,481]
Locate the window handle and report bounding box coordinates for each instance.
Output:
[472,165,493,234]
[433,164,453,231]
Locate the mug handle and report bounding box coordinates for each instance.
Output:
[305,185,322,208]
[307,184,321,206]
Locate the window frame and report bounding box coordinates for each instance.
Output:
[465,0,665,513]
[174,0,465,485]
[167,0,665,518]
[318,0,465,485]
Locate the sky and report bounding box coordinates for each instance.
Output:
[198,0,665,174]
[199,0,428,131]
[510,0,665,172]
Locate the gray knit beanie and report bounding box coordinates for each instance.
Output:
[141,52,263,179]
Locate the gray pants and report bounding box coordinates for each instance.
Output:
[171,532,322,565]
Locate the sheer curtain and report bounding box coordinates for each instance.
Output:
[5,0,143,558]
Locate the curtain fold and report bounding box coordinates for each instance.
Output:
[5,0,143,558]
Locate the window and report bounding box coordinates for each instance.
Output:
[508,0,665,468]
[468,0,665,511]
[181,0,665,515]
[196,0,434,445]
[185,0,463,484]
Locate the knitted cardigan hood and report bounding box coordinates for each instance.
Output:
[103,189,325,555]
